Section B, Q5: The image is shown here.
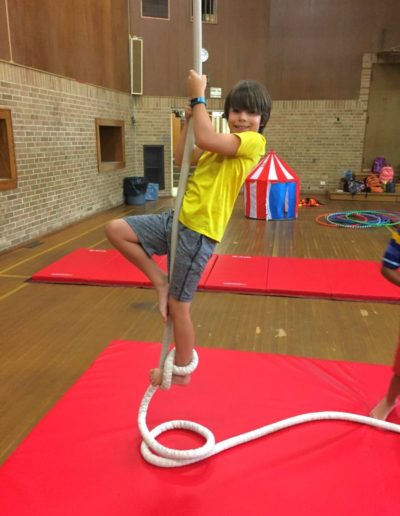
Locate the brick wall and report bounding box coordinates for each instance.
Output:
[0,62,178,252]
[0,56,372,251]
[266,98,367,193]
[265,55,372,194]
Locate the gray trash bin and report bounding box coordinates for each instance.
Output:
[123,177,148,205]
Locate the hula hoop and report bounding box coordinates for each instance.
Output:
[316,210,400,229]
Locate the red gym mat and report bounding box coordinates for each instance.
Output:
[267,256,332,297]
[201,254,269,293]
[1,340,399,516]
[31,249,400,302]
[31,248,150,286]
[202,254,399,301]
[325,259,399,301]
[266,256,400,302]
[31,248,217,289]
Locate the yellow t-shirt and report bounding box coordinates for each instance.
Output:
[179,131,266,242]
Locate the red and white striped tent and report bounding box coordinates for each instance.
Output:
[244,151,300,220]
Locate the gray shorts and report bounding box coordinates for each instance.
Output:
[123,210,216,302]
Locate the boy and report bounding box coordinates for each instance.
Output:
[370,228,400,419]
[105,69,272,386]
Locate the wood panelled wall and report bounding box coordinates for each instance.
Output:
[0,0,130,92]
[264,0,398,100]
[0,1,10,62]
[0,0,398,99]
[131,0,399,100]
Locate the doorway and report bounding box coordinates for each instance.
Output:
[362,61,400,174]
[143,145,165,189]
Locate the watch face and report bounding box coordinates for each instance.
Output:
[201,48,209,62]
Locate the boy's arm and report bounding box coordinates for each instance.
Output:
[381,265,400,287]
[174,108,204,167]
[187,70,241,156]
[381,234,400,286]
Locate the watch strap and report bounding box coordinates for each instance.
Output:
[190,96,207,108]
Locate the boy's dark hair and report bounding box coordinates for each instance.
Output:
[224,80,272,134]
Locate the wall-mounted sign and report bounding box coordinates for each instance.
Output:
[210,87,222,98]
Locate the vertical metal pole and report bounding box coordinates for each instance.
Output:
[192,0,202,74]
[158,0,203,367]
[169,0,202,270]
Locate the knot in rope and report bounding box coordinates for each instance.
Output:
[138,350,218,467]
[159,348,199,390]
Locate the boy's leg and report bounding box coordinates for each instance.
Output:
[168,297,195,366]
[370,338,400,420]
[105,219,169,321]
[150,296,194,386]
[369,374,400,420]
[148,222,216,387]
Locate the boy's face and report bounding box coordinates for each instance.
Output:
[228,109,261,133]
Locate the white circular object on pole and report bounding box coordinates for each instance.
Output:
[201,48,209,62]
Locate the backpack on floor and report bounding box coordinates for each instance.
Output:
[371,156,386,173]
[342,170,355,192]
[348,180,365,195]
[379,166,394,184]
[386,182,396,193]
[365,174,383,193]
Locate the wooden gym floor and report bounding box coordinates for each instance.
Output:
[0,194,398,464]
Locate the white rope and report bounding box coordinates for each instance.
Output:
[156,0,202,370]
[138,349,400,467]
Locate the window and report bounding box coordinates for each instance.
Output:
[0,108,17,191]
[142,0,169,19]
[192,0,217,23]
[95,119,125,173]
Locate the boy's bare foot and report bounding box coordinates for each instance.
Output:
[369,398,396,420]
[149,368,163,386]
[155,280,169,322]
[149,367,191,387]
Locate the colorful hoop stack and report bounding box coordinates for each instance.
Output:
[316,210,400,229]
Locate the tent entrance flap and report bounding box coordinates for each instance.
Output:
[267,182,298,220]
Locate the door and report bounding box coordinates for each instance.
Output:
[143,145,165,189]
[362,63,400,174]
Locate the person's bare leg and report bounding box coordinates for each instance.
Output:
[150,296,194,386]
[105,219,169,321]
[370,374,400,420]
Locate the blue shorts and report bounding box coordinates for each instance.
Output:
[123,210,216,302]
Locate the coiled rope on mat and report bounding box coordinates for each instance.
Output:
[137,2,400,468]
[316,210,400,229]
[138,351,400,467]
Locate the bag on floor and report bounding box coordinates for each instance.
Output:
[365,174,383,193]
[386,182,396,193]
[379,166,394,183]
[342,170,354,192]
[348,180,365,195]
[371,156,386,173]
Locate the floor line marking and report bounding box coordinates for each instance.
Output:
[0,207,136,274]
[0,273,29,279]
[0,283,28,302]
